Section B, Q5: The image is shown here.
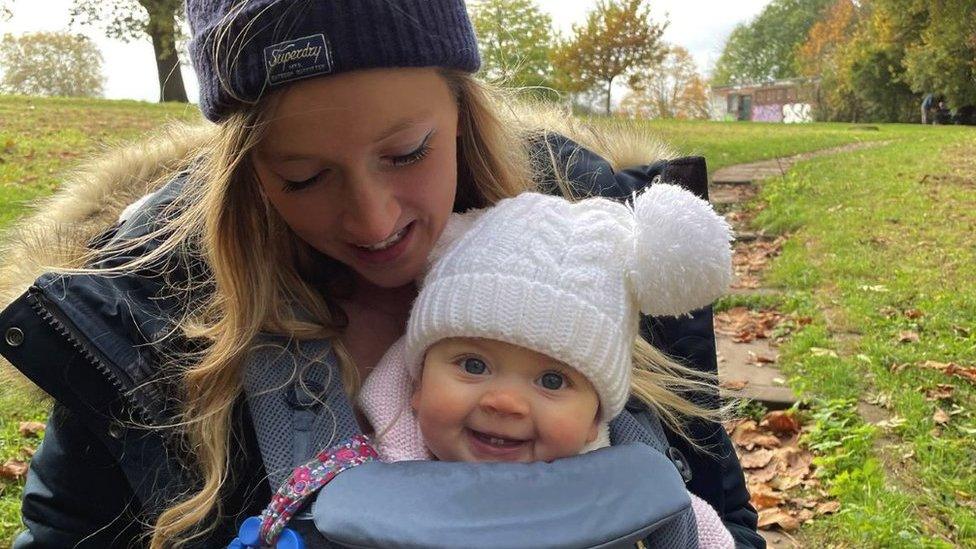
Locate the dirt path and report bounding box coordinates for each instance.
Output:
[710,140,890,409]
[707,143,890,548]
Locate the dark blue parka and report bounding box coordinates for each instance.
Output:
[0,134,762,548]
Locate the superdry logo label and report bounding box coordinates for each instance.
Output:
[264,34,333,86]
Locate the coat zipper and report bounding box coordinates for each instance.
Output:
[27,286,155,426]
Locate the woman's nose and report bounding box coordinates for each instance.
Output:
[478,388,530,417]
[341,172,400,244]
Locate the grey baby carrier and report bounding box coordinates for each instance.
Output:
[232,339,702,548]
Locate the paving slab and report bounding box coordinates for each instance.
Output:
[716,332,797,409]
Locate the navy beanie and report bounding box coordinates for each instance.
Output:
[187,0,481,122]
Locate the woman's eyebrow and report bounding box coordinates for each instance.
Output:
[373,114,433,142]
[263,114,435,162]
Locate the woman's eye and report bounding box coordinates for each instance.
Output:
[390,131,433,167]
[539,372,566,390]
[282,172,322,193]
[461,357,487,375]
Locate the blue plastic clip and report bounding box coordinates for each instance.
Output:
[237,516,263,547]
[231,516,304,548]
[276,528,306,549]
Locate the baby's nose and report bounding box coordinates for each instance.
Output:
[479,389,530,417]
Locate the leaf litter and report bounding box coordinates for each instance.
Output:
[726,410,839,533]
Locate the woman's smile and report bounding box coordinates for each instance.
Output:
[349,221,416,265]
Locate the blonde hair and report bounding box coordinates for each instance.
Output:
[71,54,719,549]
[108,69,536,547]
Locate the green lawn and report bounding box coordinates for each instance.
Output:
[0,95,973,546]
[746,124,976,546]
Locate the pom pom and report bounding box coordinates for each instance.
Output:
[629,184,733,316]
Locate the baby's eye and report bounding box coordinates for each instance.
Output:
[461,357,487,375]
[539,372,566,390]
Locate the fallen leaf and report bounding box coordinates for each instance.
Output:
[18,421,45,438]
[933,408,950,425]
[755,354,776,364]
[740,448,775,469]
[876,415,907,429]
[918,361,976,384]
[816,501,841,515]
[749,490,783,511]
[761,411,801,436]
[859,284,889,293]
[731,421,781,450]
[897,331,920,344]
[19,446,35,459]
[757,509,800,532]
[796,509,815,523]
[922,384,955,401]
[810,347,838,358]
[769,474,804,491]
[904,309,924,319]
[0,459,28,480]
[720,379,749,391]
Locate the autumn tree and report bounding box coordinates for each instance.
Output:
[551,0,666,115]
[797,0,863,120]
[469,0,555,97]
[620,45,711,119]
[0,32,104,97]
[712,0,833,85]
[70,0,187,102]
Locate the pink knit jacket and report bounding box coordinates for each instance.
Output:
[358,338,735,548]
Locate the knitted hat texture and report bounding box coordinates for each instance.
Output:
[405,185,733,421]
[186,0,480,121]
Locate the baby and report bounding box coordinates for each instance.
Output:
[357,184,737,547]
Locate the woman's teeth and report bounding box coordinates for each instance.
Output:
[359,225,408,251]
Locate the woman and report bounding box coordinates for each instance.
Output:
[0,0,761,547]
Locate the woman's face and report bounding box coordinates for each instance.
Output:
[252,68,460,289]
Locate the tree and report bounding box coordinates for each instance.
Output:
[70,0,187,102]
[797,0,864,120]
[0,32,104,97]
[469,0,555,97]
[897,1,976,108]
[620,45,711,119]
[712,0,834,85]
[551,0,666,115]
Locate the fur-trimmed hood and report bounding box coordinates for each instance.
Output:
[0,105,676,313]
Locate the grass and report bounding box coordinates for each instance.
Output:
[0,95,973,546]
[749,124,976,546]
[597,117,907,172]
[0,95,200,230]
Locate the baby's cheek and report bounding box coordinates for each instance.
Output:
[414,389,469,459]
[543,414,594,453]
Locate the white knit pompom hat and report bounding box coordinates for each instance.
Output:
[405,184,733,421]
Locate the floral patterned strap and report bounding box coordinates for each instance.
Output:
[259,434,379,545]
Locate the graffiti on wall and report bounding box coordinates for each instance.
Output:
[752,104,783,122]
[783,103,813,123]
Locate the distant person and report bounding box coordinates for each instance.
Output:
[921,93,936,124]
[935,99,953,125]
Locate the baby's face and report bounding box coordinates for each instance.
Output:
[411,337,601,463]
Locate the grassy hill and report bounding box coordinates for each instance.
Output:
[0,95,973,547]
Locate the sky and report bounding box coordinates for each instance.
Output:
[0,0,771,103]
